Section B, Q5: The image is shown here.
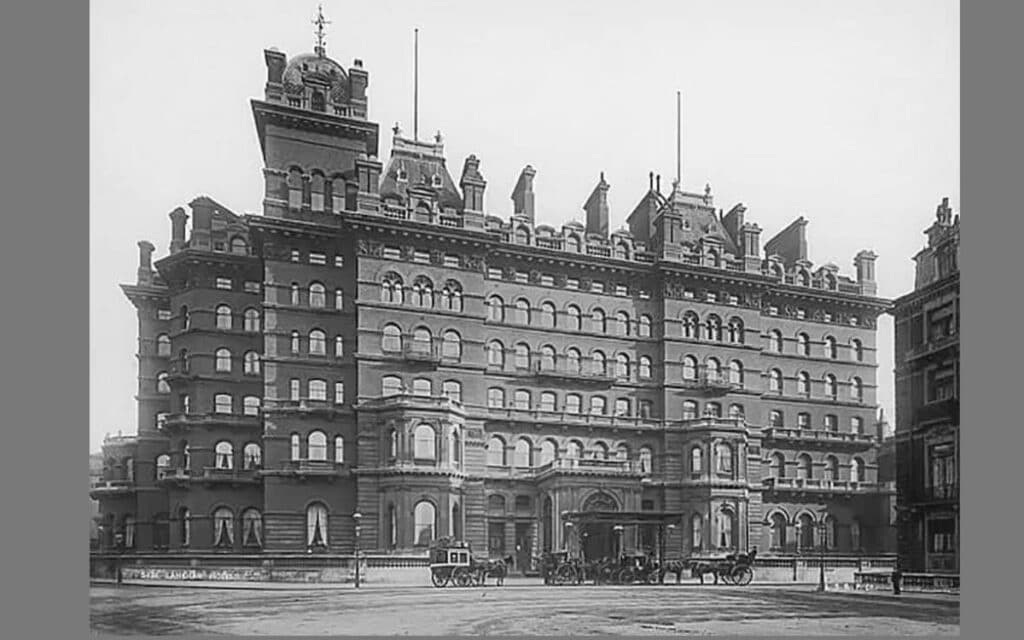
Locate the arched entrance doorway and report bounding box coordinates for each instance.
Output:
[580,492,618,561]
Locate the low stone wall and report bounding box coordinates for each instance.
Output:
[853,571,960,593]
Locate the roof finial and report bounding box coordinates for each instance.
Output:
[313,5,331,57]
[393,122,402,136]
[435,130,443,144]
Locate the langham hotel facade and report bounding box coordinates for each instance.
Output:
[92,33,894,570]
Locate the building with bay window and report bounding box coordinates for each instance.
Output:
[93,24,894,571]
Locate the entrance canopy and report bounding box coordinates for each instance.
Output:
[562,510,685,527]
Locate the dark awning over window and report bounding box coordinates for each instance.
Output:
[561,510,685,526]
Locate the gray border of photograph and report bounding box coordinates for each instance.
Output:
[0,0,997,638]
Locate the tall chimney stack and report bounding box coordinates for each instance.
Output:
[511,165,536,223]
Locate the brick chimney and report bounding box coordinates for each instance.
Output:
[511,165,536,223]
[460,155,487,213]
[854,250,878,296]
[169,207,188,254]
[263,48,287,102]
[189,198,214,252]
[583,172,610,237]
[137,241,155,285]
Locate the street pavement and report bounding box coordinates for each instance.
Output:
[90,581,960,635]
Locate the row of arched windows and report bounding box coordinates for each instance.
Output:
[289,330,344,358]
[155,442,262,473]
[681,312,746,344]
[287,282,344,310]
[484,436,654,472]
[166,507,265,549]
[768,410,865,434]
[680,356,744,385]
[686,442,738,476]
[769,452,867,482]
[766,370,865,402]
[289,432,346,463]
[380,376,462,402]
[170,306,261,333]
[681,401,746,420]
[766,512,860,551]
[689,508,739,550]
[381,273,464,311]
[766,330,866,361]
[487,388,642,417]
[380,325,460,358]
[485,341,652,379]
[286,167,359,214]
[287,378,345,404]
[383,424,461,464]
[487,296,653,336]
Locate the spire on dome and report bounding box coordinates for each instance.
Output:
[312,4,331,57]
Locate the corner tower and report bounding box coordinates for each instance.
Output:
[252,12,381,220]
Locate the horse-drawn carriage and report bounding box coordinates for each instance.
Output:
[540,551,662,586]
[428,539,512,588]
[676,549,757,586]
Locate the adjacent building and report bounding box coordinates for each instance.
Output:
[93,25,894,569]
[892,198,960,574]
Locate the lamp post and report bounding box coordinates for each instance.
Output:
[352,512,362,589]
[563,521,573,554]
[613,524,625,561]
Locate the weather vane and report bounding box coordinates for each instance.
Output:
[313,4,331,55]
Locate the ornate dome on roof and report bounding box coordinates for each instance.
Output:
[282,52,349,99]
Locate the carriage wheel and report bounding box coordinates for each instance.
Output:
[733,566,753,586]
[431,569,450,588]
[646,570,661,585]
[719,571,735,585]
[454,568,474,587]
[554,565,572,585]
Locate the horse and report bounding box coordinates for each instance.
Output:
[659,559,689,584]
[473,554,513,586]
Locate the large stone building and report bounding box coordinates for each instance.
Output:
[93,27,894,570]
[892,198,960,574]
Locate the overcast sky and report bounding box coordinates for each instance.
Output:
[90,0,959,452]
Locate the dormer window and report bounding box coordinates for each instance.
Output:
[432,175,442,187]
[397,168,408,182]
[311,91,326,112]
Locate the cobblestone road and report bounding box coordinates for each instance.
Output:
[90,584,959,635]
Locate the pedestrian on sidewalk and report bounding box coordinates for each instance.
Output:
[891,565,902,595]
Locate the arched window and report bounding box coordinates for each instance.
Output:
[614,241,629,260]
[243,351,260,375]
[797,371,811,397]
[769,330,783,353]
[442,330,462,360]
[592,351,607,376]
[705,358,721,383]
[825,374,838,399]
[412,276,434,308]
[851,457,864,483]
[851,416,864,435]
[334,335,344,357]
[798,453,813,479]
[309,329,326,356]
[798,412,811,429]
[825,272,838,290]
[851,519,862,551]
[728,403,745,420]
[769,369,783,395]
[566,235,581,253]
[705,402,722,418]
[705,315,722,341]
[156,372,170,394]
[242,508,263,548]
[156,334,171,357]
[566,348,582,374]
[691,446,703,474]
[307,503,329,548]
[798,270,810,287]
[440,281,463,312]
[514,298,531,325]
[566,305,582,331]
[772,452,786,478]
[291,283,301,306]
[334,436,344,463]
[589,396,607,415]
[515,438,533,468]
[388,429,398,458]
[540,302,557,328]
[514,343,531,370]
[213,507,234,548]
[615,443,630,461]
[615,354,630,379]
[539,439,557,466]
[539,391,556,412]
[449,427,462,464]
[824,336,838,359]
[639,315,652,337]
[216,305,232,330]
[769,410,784,427]
[243,443,261,469]
[797,332,810,356]
[715,442,733,474]
[381,375,402,397]
[727,317,744,344]
[591,308,606,334]
[682,400,698,420]
[616,311,630,336]
[824,516,837,550]
[290,330,301,354]
[290,433,300,460]
[214,393,233,414]
[382,273,404,304]
[308,431,327,460]
[382,324,402,352]
[513,390,531,410]
[566,440,583,459]
[682,312,699,339]
[639,446,653,474]
[825,455,839,481]
[539,345,556,371]
[180,305,190,331]
[309,282,326,308]
[565,394,581,414]
[639,356,652,379]
[682,356,698,381]
[797,514,814,551]
[770,513,787,550]
[717,509,735,549]
[728,360,744,386]
[851,377,864,402]
[442,380,462,404]
[691,513,703,550]
[851,339,865,362]
[309,379,327,401]
[214,441,233,469]
[244,308,260,332]
[487,387,505,408]
[487,296,504,322]
[414,424,436,460]
[487,341,505,368]
[487,436,506,466]
[242,395,259,416]
[415,501,436,546]
[310,172,325,210]
[515,226,530,244]
[412,378,431,396]
[592,441,610,460]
